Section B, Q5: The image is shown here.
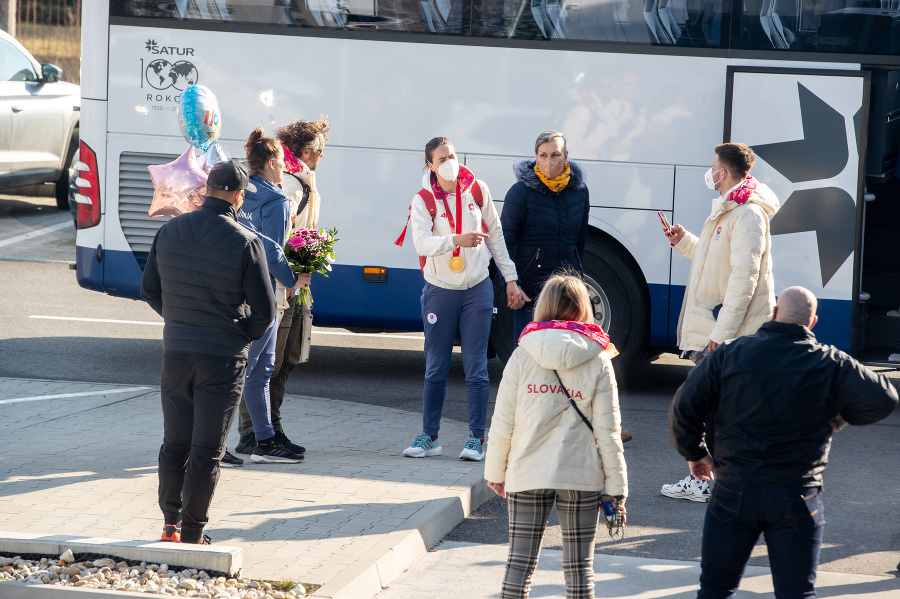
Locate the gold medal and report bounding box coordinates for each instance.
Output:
[449,256,465,272]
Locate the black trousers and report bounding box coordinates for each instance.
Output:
[158,352,246,543]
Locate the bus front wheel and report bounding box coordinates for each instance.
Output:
[490,237,649,376]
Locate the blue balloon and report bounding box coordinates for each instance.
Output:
[177,85,221,152]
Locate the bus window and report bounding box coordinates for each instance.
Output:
[739,0,900,55]
[471,0,725,46]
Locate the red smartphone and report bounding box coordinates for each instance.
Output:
[658,211,673,234]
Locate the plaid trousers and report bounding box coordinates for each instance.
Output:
[502,489,601,599]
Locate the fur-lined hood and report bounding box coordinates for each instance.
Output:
[514,159,587,192]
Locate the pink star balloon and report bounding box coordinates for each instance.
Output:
[147,147,208,218]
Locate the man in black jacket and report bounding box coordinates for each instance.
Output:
[141,161,276,544]
[669,286,898,599]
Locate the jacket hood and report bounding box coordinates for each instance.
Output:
[241,176,286,213]
[747,181,780,216]
[519,327,605,370]
[514,159,586,192]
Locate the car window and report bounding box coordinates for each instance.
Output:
[0,38,38,82]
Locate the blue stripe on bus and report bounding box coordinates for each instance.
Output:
[89,249,853,352]
[664,284,850,352]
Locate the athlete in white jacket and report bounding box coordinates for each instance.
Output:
[486,273,627,599]
[399,137,525,462]
[661,142,780,503]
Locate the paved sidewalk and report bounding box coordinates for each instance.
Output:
[0,377,488,597]
[376,541,900,599]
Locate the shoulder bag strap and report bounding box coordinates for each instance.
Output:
[554,370,593,432]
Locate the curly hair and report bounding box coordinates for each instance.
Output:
[275,115,330,158]
[244,126,281,175]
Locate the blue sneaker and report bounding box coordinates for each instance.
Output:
[403,433,442,458]
[459,434,485,461]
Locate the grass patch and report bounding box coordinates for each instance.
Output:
[270,578,296,592]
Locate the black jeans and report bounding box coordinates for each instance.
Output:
[158,352,246,543]
[698,481,825,599]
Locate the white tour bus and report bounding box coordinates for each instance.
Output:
[74,0,900,371]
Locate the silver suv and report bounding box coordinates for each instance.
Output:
[0,29,80,209]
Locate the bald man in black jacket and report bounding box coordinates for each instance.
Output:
[142,161,276,544]
[669,286,897,599]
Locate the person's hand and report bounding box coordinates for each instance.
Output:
[688,455,715,482]
[707,339,719,353]
[454,231,490,248]
[507,283,530,309]
[666,224,685,245]
[830,415,848,432]
[487,481,506,498]
[287,272,312,297]
[616,496,627,524]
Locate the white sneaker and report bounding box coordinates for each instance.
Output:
[660,474,710,502]
[403,433,442,458]
[459,435,485,461]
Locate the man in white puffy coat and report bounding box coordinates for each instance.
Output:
[660,142,780,503]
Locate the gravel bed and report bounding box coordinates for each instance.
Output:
[0,551,307,597]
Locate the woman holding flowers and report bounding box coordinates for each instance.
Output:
[397,136,526,461]
[231,126,307,464]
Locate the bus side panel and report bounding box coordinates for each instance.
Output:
[310,265,425,331]
[588,208,672,347]
[729,70,865,352]
[671,165,714,346]
[74,98,108,292]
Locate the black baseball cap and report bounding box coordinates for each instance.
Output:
[207,160,257,193]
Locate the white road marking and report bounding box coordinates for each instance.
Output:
[28,315,425,340]
[0,220,73,248]
[30,315,164,326]
[0,386,153,405]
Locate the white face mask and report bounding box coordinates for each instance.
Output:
[704,167,724,190]
[435,159,460,182]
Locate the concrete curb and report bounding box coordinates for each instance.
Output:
[0,582,144,598]
[311,466,491,599]
[0,532,241,576]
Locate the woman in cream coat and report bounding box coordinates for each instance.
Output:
[486,273,628,599]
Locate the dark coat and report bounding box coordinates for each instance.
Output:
[501,160,590,300]
[669,321,898,488]
[141,196,277,358]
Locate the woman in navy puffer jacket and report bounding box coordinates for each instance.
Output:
[501,131,590,344]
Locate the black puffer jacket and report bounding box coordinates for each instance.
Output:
[141,197,277,358]
[501,160,590,300]
[669,321,898,488]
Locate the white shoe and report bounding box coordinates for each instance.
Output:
[661,474,710,502]
[459,435,485,461]
[403,433,442,458]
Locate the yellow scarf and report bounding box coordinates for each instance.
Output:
[535,163,571,192]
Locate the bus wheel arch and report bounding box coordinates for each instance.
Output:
[490,229,651,376]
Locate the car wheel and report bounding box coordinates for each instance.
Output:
[56,134,79,210]
[490,236,650,375]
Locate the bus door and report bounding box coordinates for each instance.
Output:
[724,66,876,358]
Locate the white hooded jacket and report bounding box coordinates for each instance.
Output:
[674,180,780,350]
[485,325,628,495]
[409,172,518,290]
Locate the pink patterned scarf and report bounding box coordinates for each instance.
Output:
[519,320,610,349]
[282,143,303,174]
[728,175,757,205]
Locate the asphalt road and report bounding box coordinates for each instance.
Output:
[2,193,899,578]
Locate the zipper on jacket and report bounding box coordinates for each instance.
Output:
[522,248,542,273]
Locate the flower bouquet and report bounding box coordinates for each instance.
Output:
[284,227,338,304]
